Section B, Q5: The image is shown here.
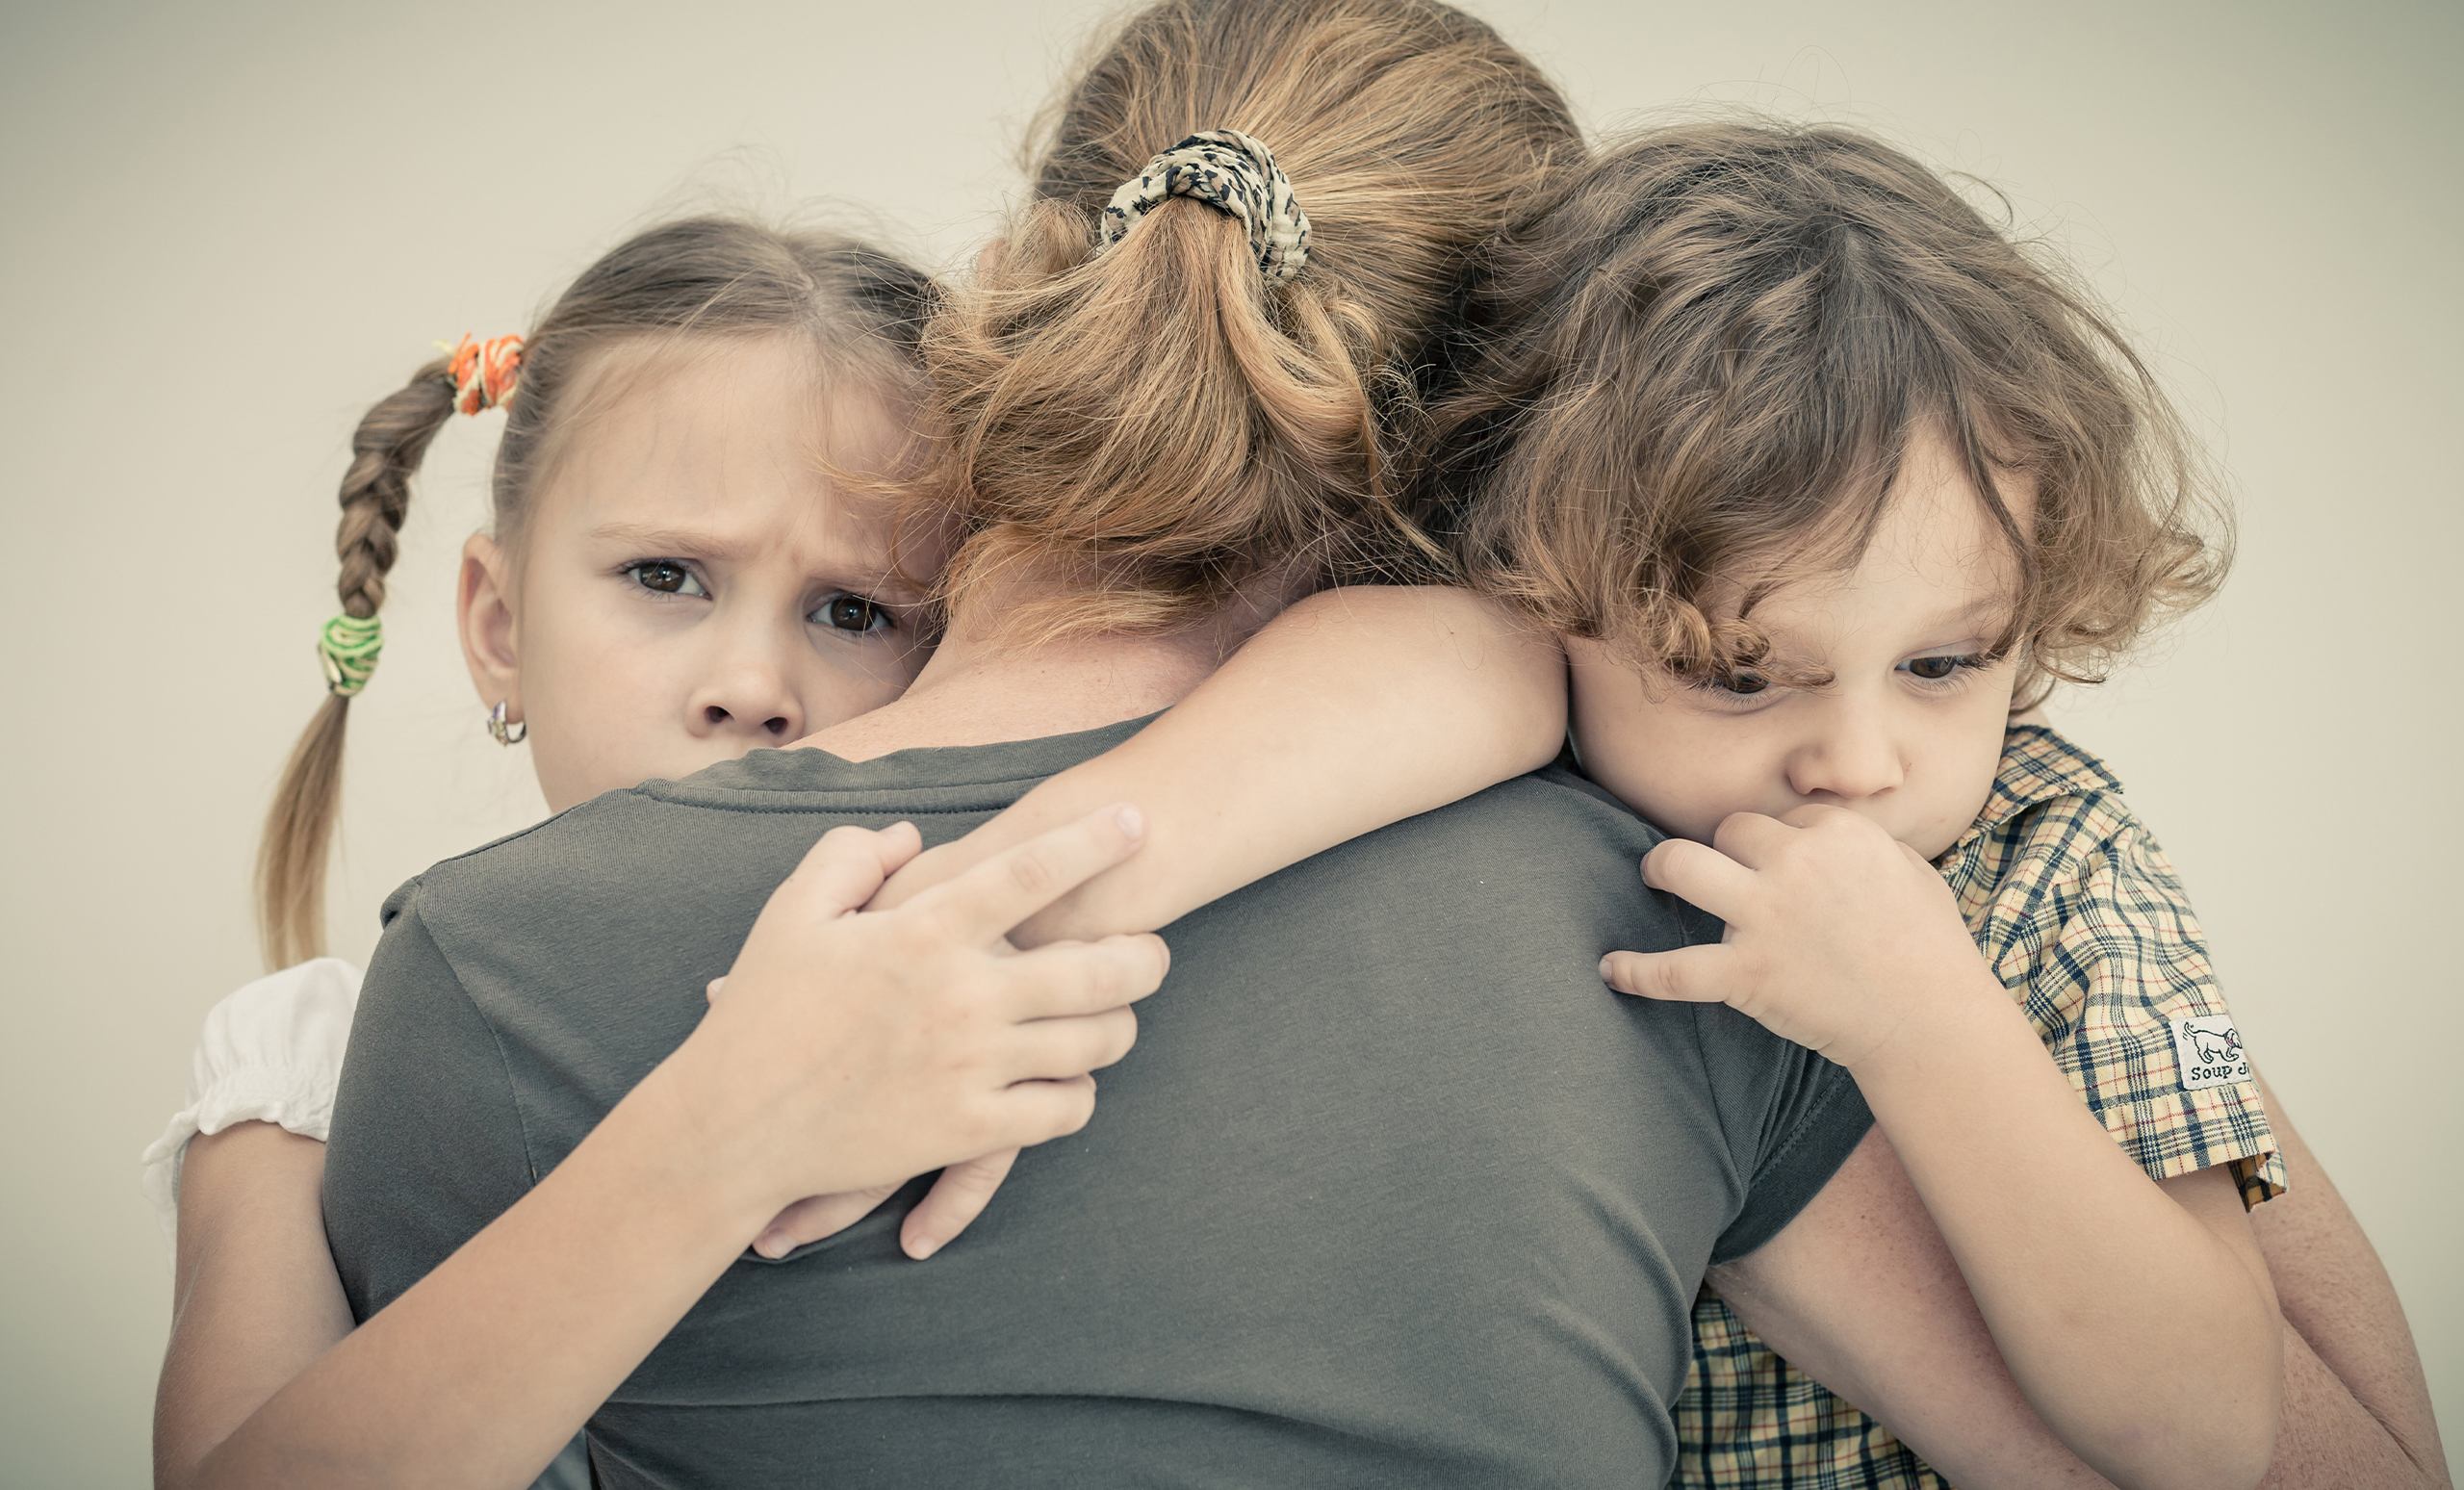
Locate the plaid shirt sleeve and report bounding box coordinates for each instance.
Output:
[1976,796,2286,1207]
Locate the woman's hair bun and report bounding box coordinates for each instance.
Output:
[920,0,1581,639]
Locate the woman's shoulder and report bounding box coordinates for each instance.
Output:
[376,784,698,932]
[1453,760,1669,854]
[1269,760,1682,939]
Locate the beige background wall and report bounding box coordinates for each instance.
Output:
[3,0,2455,1482]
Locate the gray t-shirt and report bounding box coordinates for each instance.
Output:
[324,719,1871,1489]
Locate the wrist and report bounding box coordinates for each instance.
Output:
[1839,963,2030,1089]
[601,1040,797,1246]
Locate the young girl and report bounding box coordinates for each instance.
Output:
[146,208,1563,1485]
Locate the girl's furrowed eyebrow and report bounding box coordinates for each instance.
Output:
[589,522,744,562]
[591,519,922,605]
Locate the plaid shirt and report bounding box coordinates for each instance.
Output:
[1672,724,2285,1490]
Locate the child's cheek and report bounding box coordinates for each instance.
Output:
[525,640,688,812]
[1570,709,1714,843]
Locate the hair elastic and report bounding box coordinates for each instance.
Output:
[1097,131,1310,283]
[317,612,383,697]
[443,332,525,415]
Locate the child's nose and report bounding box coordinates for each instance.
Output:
[1786,704,1907,803]
[685,642,807,744]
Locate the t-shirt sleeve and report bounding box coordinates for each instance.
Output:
[1639,897,1875,1265]
[321,884,535,1323]
[1996,811,2284,1208]
[1701,1011,1874,1265]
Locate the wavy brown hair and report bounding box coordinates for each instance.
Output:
[256,218,933,969]
[920,0,1581,637]
[1424,118,2230,704]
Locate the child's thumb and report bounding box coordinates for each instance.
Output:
[1599,944,1731,1005]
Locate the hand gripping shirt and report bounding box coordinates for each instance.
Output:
[321,721,1876,1490]
[1672,723,2285,1490]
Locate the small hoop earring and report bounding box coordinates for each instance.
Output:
[487,700,527,746]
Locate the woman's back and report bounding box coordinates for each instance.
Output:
[324,722,1870,1488]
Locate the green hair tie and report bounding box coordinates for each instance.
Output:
[318,613,384,697]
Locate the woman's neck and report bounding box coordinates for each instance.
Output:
[797,579,1270,763]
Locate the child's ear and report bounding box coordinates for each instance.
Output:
[458,533,521,718]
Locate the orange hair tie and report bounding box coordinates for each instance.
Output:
[444,333,524,415]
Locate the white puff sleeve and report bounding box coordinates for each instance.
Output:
[140,957,363,1255]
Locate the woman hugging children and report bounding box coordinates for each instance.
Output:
[141,2,2446,1487]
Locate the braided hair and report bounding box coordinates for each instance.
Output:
[256,363,461,967]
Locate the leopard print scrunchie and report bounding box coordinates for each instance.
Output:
[1096,130,1311,283]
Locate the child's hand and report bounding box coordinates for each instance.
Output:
[672,807,1169,1234]
[747,1150,1017,1261]
[705,835,1143,1262]
[1597,805,1999,1070]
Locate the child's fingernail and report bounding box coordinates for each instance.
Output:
[755,1231,788,1258]
[1598,956,1617,985]
[908,1235,941,1261]
[1113,805,1145,840]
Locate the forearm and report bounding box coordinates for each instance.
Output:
[2249,1074,2450,1488]
[1854,988,2281,1489]
[1710,1130,2122,1490]
[1853,1313,2421,1490]
[156,1125,356,1490]
[1728,1115,2437,1490]
[2263,1321,2448,1490]
[873,585,1564,943]
[194,815,1165,1482]
[192,1058,771,1490]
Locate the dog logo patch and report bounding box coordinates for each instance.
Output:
[2169,1015,2250,1091]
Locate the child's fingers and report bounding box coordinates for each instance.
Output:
[1640,837,1755,918]
[997,933,1171,1021]
[901,1148,1019,1261]
[1002,1004,1142,1086]
[773,822,927,924]
[912,806,1146,946]
[705,976,728,1004]
[1776,802,1853,831]
[750,1181,905,1260]
[985,1073,1104,1150]
[1599,944,1732,1004]
[1707,810,1802,867]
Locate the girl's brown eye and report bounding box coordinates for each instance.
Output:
[1906,655,1962,681]
[1716,671,1768,696]
[628,560,703,597]
[814,594,888,633]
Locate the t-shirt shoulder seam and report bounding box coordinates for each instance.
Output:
[423,808,593,871]
[401,899,546,1189]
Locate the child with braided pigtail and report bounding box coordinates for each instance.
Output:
[152,218,964,1489]
[146,198,1569,1484]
